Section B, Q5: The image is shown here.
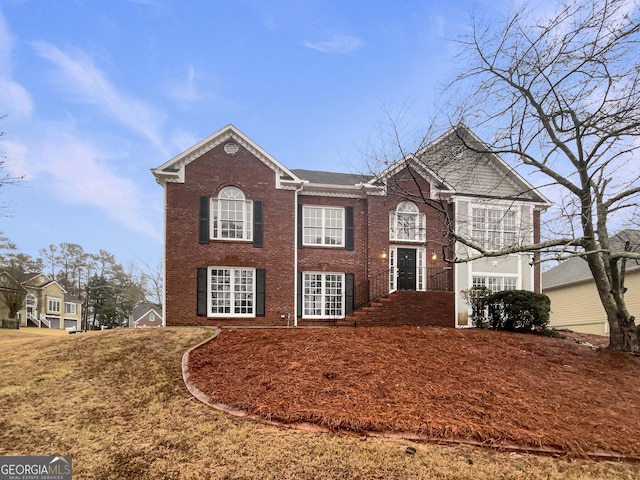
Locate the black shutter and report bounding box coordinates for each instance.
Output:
[253,201,263,248]
[345,273,354,315]
[345,206,354,251]
[297,271,303,318]
[297,203,303,248]
[256,269,266,317]
[196,268,208,317]
[199,197,210,244]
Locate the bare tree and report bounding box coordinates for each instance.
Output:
[435,0,640,352]
[137,260,163,307]
[0,116,25,215]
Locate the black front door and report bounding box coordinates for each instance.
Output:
[397,248,417,290]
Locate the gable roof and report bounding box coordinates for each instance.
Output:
[131,302,163,322]
[0,271,27,293]
[152,124,549,204]
[152,124,301,186]
[22,272,52,288]
[542,229,640,289]
[416,125,550,204]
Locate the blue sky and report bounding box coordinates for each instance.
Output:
[0,0,519,268]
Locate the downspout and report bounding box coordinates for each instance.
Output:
[293,182,306,327]
[161,184,167,328]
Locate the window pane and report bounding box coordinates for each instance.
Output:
[212,189,252,241]
[303,208,323,245]
[234,269,254,314]
[488,277,501,293]
[303,273,344,317]
[324,209,343,245]
[210,268,255,316]
[303,207,343,246]
[210,269,231,314]
[472,209,486,247]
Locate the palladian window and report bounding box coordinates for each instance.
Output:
[211,187,253,241]
[389,201,425,242]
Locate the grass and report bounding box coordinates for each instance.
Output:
[0,327,639,479]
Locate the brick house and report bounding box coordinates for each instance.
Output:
[152,124,549,327]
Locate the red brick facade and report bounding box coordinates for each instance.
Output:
[154,125,547,328]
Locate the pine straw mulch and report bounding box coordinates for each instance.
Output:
[187,327,640,459]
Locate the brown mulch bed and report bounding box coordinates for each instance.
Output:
[187,327,640,458]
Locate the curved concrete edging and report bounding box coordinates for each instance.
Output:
[181,327,640,462]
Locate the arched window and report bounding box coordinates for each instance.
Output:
[211,187,253,240]
[389,201,425,242]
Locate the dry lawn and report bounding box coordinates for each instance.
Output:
[0,327,638,479]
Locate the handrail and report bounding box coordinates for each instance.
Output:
[352,266,453,311]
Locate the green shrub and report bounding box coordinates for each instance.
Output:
[486,290,550,332]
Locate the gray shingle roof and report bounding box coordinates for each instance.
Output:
[131,303,162,321]
[291,169,373,186]
[542,230,640,289]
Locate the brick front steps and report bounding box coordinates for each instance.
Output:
[337,290,455,328]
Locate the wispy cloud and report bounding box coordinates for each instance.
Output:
[31,129,162,241]
[304,33,363,54]
[0,10,33,117]
[30,41,167,152]
[167,65,205,104]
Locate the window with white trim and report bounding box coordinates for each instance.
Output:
[208,267,255,317]
[47,297,61,313]
[303,272,344,318]
[211,187,253,241]
[303,206,344,246]
[65,303,77,314]
[472,275,518,293]
[389,201,425,242]
[26,294,37,308]
[471,207,517,250]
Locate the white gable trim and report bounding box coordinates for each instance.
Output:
[152,124,302,187]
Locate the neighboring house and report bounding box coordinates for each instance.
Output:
[0,272,83,331]
[542,230,640,336]
[152,124,549,327]
[130,303,163,328]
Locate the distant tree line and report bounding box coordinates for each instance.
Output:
[0,233,162,329]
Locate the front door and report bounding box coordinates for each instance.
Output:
[397,248,417,290]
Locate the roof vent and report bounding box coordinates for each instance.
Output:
[224,142,239,155]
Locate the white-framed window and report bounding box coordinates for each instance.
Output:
[302,272,344,318]
[26,294,37,308]
[47,297,61,313]
[471,207,517,250]
[149,312,156,322]
[472,275,519,293]
[65,303,77,314]
[389,201,425,242]
[303,206,344,246]
[208,267,255,317]
[211,187,253,241]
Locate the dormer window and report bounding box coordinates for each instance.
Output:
[389,201,425,242]
[211,187,253,241]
